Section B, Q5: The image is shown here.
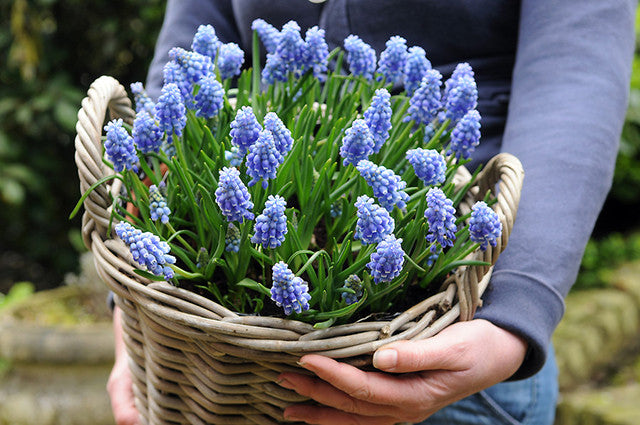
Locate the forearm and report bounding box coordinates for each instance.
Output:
[477,0,636,379]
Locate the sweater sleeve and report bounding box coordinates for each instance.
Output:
[145,0,241,99]
[475,0,636,379]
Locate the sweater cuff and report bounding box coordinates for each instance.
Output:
[474,269,565,380]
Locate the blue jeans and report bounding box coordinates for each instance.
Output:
[418,346,558,425]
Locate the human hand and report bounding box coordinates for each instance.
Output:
[278,319,527,424]
[107,307,139,425]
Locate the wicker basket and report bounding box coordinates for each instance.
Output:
[75,76,524,425]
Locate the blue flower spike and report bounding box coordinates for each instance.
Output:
[364,88,393,153]
[246,130,283,189]
[443,63,478,123]
[130,82,155,115]
[104,119,138,173]
[303,26,329,79]
[340,119,375,166]
[149,184,171,224]
[115,221,176,280]
[225,145,244,167]
[406,69,443,125]
[406,148,447,186]
[344,35,377,80]
[263,112,293,160]
[341,275,363,305]
[132,110,163,154]
[225,223,241,253]
[469,201,502,251]
[218,42,245,80]
[367,234,405,284]
[448,109,481,160]
[162,60,192,105]
[252,19,281,54]
[155,83,187,137]
[276,20,306,74]
[191,24,221,59]
[230,106,262,155]
[354,195,395,245]
[194,75,225,119]
[215,167,255,222]
[262,52,288,84]
[357,160,410,212]
[403,46,431,96]
[270,261,312,315]
[251,195,288,249]
[168,47,214,85]
[424,187,457,253]
[377,36,408,84]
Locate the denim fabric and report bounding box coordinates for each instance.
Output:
[418,346,558,425]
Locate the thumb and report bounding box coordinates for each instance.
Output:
[373,327,473,373]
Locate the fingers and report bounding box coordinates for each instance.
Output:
[107,362,139,425]
[278,372,408,418]
[295,355,431,406]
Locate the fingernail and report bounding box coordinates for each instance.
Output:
[373,348,397,369]
[296,360,314,371]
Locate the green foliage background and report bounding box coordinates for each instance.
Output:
[0,0,638,293]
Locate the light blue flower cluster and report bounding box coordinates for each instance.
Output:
[271,261,311,315]
[403,46,431,95]
[406,69,443,125]
[130,82,155,115]
[263,112,293,159]
[276,21,306,73]
[406,148,446,186]
[469,201,502,250]
[252,19,281,54]
[340,119,375,166]
[230,106,262,155]
[155,83,187,137]
[251,195,288,248]
[303,26,329,80]
[344,35,377,80]
[115,221,176,280]
[260,20,329,83]
[225,223,241,253]
[163,61,192,104]
[217,43,245,80]
[354,195,395,245]
[215,167,255,222]
[377,36,408,84]
[424,188,457,252]
[356,160,409,212]
[448,110,481,160]
[194,75,225,119]
[132,110,163,154]
[364,88,392,153]
[168,47,214,85]
[443,63,478,123]
[104,119,137,173]
[191,24,221,59]
[149,184,171,224]
[246,130,283,188]
[341,275,363,305]
[367,235,405,284]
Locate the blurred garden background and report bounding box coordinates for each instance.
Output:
[0,1,640,424]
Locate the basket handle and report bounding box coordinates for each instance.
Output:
[457,152,525,320]
[75,76,135,248]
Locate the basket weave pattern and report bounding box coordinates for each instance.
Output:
[75,76,524,425]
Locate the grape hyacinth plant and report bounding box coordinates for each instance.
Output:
[73,19,507,326]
